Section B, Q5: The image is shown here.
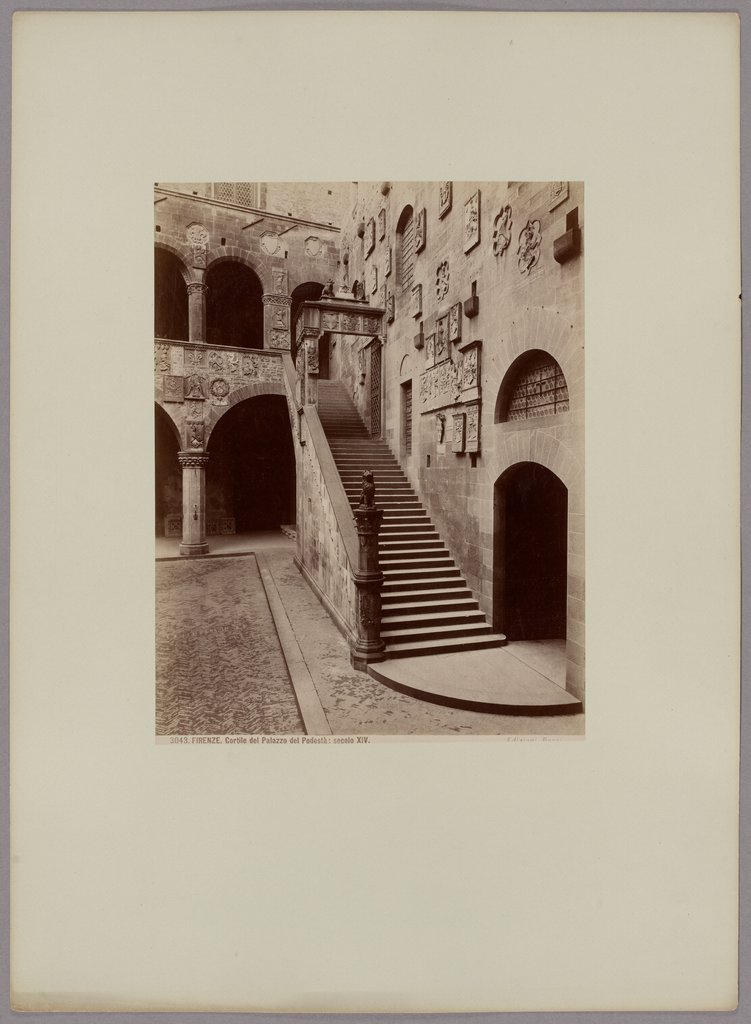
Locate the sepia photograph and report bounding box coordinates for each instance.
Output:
[154,180,585,738]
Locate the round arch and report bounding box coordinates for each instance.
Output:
[154,395,182,445]
[155,247,190,341]
[205,247,270,292]
[205,259,264,348]
[154,238,193,282]
[155,402,182,536]
[204,380,289,445]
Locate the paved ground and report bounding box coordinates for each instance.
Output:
[155,536,584,737]
[155,553,304,735]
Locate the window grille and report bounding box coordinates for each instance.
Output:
[212,182,259,208]
[505,355,569,421]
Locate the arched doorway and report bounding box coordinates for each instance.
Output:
[155,248,189,340]
[493,462,568,640]
[206,261,263,348]
[207,395,295,532]
[155,404,181,535]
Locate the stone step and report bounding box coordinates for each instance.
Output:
[382,573,466,592]
[379,527,439,539]
[382,565,462,582]
[383,597,480,616]
[380,609,486,631]
[381,586,473,605]
[384,634,508,658]
[382,621,497,645]
[379,540,445,555]
[381,555,455,572]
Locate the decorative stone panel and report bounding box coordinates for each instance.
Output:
[261,232,281,256]
[410,284,422,319]
[365,217,375,257]
[378,208,386,240]
[186,223,209,267]
[435,314,449,362]
[465,403,480,453]
[305,236,323,257]
[187,422,205,449]
[184,374,206,400]
[164,375,184,402]
[463,190,481,253]
[384,246,392,278]
[493,205,513,256]
[425,333,435,368]
[451,413,465,453]
[436,259,450,301]
[155,343,171,373]
[418,357,462,412]
[448,302,462,343]
[517,219,542,274]
[549,181,569,210]
[369,264,378,295]
[386,294,395,323]
[461,341,481,402]
[184,347,208,371]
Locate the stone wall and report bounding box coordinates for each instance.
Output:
[341,180,585,700]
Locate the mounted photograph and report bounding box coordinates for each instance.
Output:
[154,180,584,738]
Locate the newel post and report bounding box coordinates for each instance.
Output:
[351,472,386,670]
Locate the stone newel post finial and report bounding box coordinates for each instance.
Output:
[351,471,385,670]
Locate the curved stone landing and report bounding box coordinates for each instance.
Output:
[367,647,582,716]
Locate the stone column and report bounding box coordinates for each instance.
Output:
[187,282,207,343]
[263,294,292,351]
[351,501,385,670]
[304,332,320,407]
[178,451,210,556]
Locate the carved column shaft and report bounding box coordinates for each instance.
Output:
[178,450,210,556]
[187,282,207,344]
[351,504,385,669]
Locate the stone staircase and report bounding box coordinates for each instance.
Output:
[317,380,506,659]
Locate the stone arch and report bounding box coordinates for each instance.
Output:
[205,247,270,292]
[154,392,182,445]
[154,237,193,283]
[490,432,581,496]
[485,306,583,416]
[399,352,412,380]
[204,380,288,445]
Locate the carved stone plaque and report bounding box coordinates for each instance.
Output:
[365,218,375,257]
[549,181,569,210]
[305,236,322,257]
[517,220,542,274]
[184,348,207,371]
[435,314,448,362]
[188,422,205,449]
[436,259,450,301]
[155,343,171,373]
[186,223,209,268]
[439,181,452,219]
[384,246,392,278]
[451,413,466,453]
[184,374,206,400]
[378,208,386,240]
[410,284,422,319]
[261,232,281,256]
[386,294,395,323]
[464,190,481,253]
[425,333,436,368]
[272,268,287,294]
[209,378,230,405]
[209,350,224,371]
[493,205,513,256]
[465,403,480,453]
[369,264,378,295]
[270,330,290,350]
[415,208,427,253]
[163,375,184,402]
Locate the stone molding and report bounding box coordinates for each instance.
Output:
[178,451,210,468]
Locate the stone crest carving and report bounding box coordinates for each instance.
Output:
[187,400,203,421]
[517,219,542,274]
[465,404,480,453]
[227,352,239,374]
[184,348,207,370]
[384,246,392,277]
[549,181,569,210]
[410,284,422,319]
[451,413,465,453]
[306,338,319,373]
[210,378,230,404]
[342,313,361,332]
[435,315,448,362]
[209,350,224,371]
[369,264,378,295]
[378,208,386,240]
[163,375,184,402]
[425,333,435,368]
[272,268,287,294]
[184,374,206,400]
[188,422,205,450]
[378,285,386,313]
[186,223,209,267]
[415,208,426,253]
[493,205,513,256]
[365,218,375,257]
[464,191,481,253]
[270,330,290,350]
[155,343,170,372]
[436,259,450,301]
[448,302,462,343]
[304,236,322,257]
[439,181,452,219]
[386,294,395,323]
[363,315,379,334]
[462,346,479,389]
[272,306,289,330]
[261,232,281,256]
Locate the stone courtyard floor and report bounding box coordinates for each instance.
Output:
[156,534,584,738]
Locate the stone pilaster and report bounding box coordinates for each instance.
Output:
[262,293,292,350]
[351,502,385,669]
[178,450,210,556]
[187,282,207,344]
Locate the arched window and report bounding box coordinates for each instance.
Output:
[154,248,189,341]
[495,350,569,423]
[396,205,415,291]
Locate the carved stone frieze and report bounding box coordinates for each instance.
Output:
[184,374,206,400]
[208,350,224,371]
[155,343,171,373]
[209,378,230,405]
[464,190,481,253]
[369,264,378,295]
[184,348,208,371]
[517,219,542,274]
[178,451,210,468]
[419,356,463,413]
[269,330,290,350]
[262,294,292,307]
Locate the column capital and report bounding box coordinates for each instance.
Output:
[262,293,292,307]
[178,450,210,468]
[186,281,208,295]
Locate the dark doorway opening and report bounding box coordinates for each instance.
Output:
[154,249,189,341]
[291,281,325,361]
[318,334,330,379]
[206,261,263,348]
[207,396,295,531]
[155,404,181,535]
[494,462,568,640]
